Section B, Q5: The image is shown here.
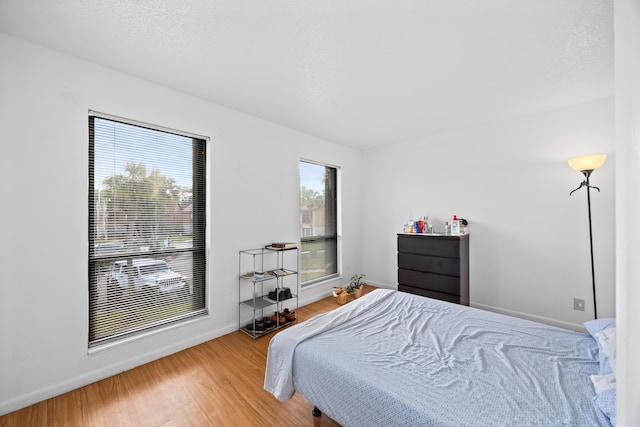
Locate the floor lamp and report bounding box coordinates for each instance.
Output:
[568,154,606,319]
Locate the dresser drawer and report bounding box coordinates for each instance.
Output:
[398,253,460,276]
[398,235,460,258]
[398,285,465,305]
[398,268,460,296]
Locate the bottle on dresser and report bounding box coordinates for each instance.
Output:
[451,215,461,235]
[417,215,429,233]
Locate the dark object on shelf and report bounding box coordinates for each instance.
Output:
[283,308,296,322]
[246,321,266,332]
[397,233,469,305]
[312,406,322,417]
[268,287,292,301]
[262,317,275,329]
[280,287,292,300]
[269,311,286,324]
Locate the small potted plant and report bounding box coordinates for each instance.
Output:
[346,274,366,299]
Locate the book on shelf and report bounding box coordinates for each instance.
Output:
[265,242,297,250]
[241,272,266,281]
[267,269,290,277]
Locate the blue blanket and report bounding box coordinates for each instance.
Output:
[266,290,609,426]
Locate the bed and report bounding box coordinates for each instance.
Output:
[265,289,616,426]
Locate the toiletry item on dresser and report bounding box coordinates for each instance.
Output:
[417,215,429,233]
[403,220,415,233]
[451,215,461,235]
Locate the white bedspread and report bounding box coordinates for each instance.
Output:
[264,288,394,400]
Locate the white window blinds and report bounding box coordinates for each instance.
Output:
[89,112,207,347]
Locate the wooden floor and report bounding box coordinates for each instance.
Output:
[0,287,376,427]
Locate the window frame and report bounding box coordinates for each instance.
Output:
[88,111,208,349]
[299,159,341,286]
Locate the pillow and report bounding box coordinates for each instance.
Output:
[594,326,616,373]
[584,318,616,374]
[590,372,616,395]
[584,317,616,336]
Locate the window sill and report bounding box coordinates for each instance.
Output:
[88,311,209,355]
[301,273,342,289]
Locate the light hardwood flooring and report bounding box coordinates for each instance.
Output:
[0,287,376,427]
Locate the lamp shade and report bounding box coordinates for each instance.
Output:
[568,154,607,172]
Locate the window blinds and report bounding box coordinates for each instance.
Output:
[88,113,207,347]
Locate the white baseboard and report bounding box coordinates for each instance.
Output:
[470,302,586,332]
[305,280,585,332]
[364,280,397,291]
[365,282,585,332]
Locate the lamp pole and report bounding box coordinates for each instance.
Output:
[568,154,605,320]
[570,169,599,319]
[583,170,598,319]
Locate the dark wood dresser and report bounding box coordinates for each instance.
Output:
[397,233,469,305]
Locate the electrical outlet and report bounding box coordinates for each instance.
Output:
[573,298,585,311]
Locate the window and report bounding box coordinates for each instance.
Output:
[88,112,207,348]
[299,160,338,284]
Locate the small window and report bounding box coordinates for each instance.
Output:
[88,112,207,348]
[299,160,339,284]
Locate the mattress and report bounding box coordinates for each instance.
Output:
[265,289,609,426]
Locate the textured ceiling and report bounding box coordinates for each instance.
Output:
[0,0,613,149]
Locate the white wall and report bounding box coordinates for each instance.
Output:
[361,98,615,329]
[615,1,640,425]
[0,33,362,415]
